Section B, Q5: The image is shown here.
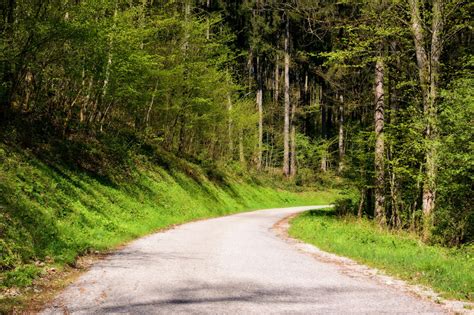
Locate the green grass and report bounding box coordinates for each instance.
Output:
[0,143,339,293]
[289,209,474,301]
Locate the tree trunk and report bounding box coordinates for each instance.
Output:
[374,58,386,226]
[283,15,291,177]
[274,56,279,105]
[338,94,344,173]
[409,0,443,239]
[256,57,263,170]
[290,90,297,178]
[239,130,245,164]
[145,81,158,128]
[422,0,443,232]
[358,188,366,219]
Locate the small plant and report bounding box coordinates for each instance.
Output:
[2,265,42,288]
[334,198,356,216]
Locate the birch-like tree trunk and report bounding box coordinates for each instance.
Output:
[374,58,385,226]
[283,15,291,177]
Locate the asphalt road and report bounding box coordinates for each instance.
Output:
[42,206,444,314]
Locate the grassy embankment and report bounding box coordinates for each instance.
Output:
[0,142,339,300]
[289,208,474,302]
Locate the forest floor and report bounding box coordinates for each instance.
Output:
[40,206,447,314]
[289,209,474,308]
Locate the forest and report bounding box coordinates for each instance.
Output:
[0,0,473,308]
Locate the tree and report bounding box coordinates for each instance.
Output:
[408,0,444,239]
[374,57,385,225]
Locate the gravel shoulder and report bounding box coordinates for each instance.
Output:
[42,206,448,314]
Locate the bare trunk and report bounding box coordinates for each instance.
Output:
[283,15,291,177]
[338,94,344,173]
[374,58,386,226]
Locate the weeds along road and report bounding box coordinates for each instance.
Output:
[42,206,444,314]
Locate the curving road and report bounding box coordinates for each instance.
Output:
[42,206,444,314]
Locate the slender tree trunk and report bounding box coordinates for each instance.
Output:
[283,15,291,177]
[239,131,245,164]
[338,94,344,173]
[374,58,386,226]
[81,77,93,123]
[358,188,366,219]
[290,89,297,178]
[256,57,263,170]
[145,81,158,128]
[274,56,279,105]
[318,85,327,172]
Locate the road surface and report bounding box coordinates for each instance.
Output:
[42,206,444,314]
